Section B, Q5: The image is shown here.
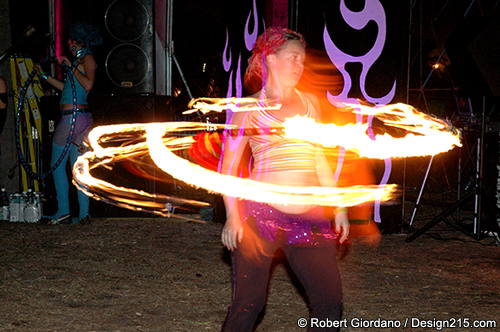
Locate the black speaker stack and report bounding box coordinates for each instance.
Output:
[98,0,156,95]
[64,0,163,96]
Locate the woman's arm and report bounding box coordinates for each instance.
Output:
[72,54,97,91]
[307,92,350,243]
[221,111,251,250]
[0,77,7,109]
[36,65,64,91]
[43,76,64,91]
[305,92,337,186]
[315,145,349,243]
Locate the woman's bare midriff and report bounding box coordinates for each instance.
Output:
[60,104,88,110]
[252,169,320,214]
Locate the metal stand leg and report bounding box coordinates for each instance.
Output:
[406,96,487,242]
[408,155,434,227]
[406,191,474,242]
[172,54,193,100]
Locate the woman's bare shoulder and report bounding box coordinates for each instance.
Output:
[230,92,262,124]
[81,54,97,67]
[300,91,321,115]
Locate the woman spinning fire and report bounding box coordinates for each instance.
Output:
[220,27,349,332]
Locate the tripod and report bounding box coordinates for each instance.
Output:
[406,96,498,242]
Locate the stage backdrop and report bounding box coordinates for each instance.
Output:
[219,0,409,231]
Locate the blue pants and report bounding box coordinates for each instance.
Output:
[51,142,89,220]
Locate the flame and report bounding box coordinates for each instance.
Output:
[283,102,461,159]
[74,99,461,215]
[184,97,281,115]
[73,123,212,218]
[74,121,397,212]
[145,122,396,207]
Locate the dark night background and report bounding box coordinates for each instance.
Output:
[6,0,409,103]
[7,0,499,104]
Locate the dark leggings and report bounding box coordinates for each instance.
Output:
[221,221,342,332]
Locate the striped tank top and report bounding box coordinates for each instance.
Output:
[248,90,318,174]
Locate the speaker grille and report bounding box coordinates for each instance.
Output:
[104,0,150,42]
[105,43,151,88]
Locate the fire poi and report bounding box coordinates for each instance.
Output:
[72,98,461,216]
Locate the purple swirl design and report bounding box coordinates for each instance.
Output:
[324,0,395,223]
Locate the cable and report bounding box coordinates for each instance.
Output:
[14,63,79,180]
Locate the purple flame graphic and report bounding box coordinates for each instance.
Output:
[235,54,243,98]
[324,0,395,223]
[223,29,232,72]
[221,1,260,167]
[244,0,259,51]
[226,71,233,98]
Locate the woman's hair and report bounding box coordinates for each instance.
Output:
[244,27,305,93]
[68,23,103,49]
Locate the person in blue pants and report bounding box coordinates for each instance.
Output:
[38,23,102,224]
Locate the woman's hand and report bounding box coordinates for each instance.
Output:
[334,211,350,243]
[349,221,381,247]
[34,64,43,75]
[34,64,64,90]
[222,216,244,251]
[57,56,71,67]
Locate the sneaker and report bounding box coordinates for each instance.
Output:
[79,216,91,225]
